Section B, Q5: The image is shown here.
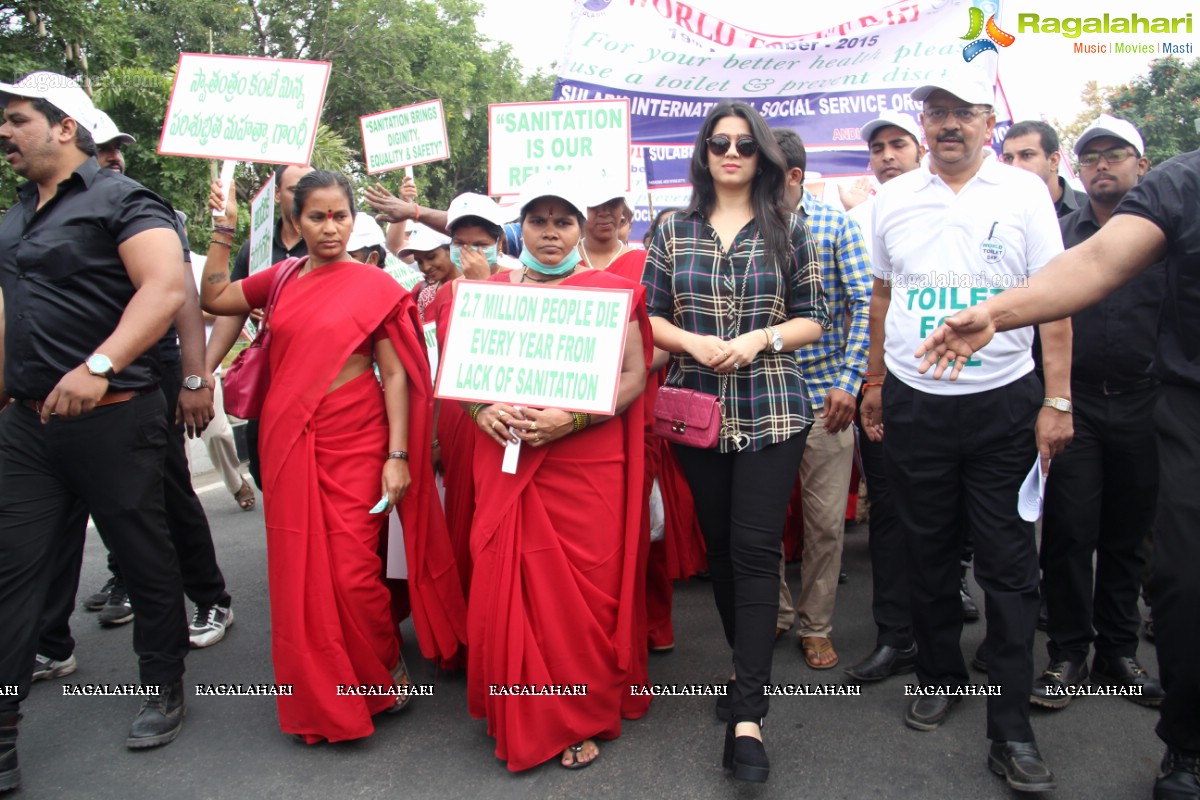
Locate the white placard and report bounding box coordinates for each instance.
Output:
[487,99,631,196]
[248,176,275,276]
[423,321,439,379]
[159,53,331,165]
[359,99,450,175]
[434,282,633,416]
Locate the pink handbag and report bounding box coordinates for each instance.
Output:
[221,256,305,419]
[653,386,721,449]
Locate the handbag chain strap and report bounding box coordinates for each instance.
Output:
[719,236,755,451]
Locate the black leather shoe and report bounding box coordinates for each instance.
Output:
[1029,658,1088,709]
[971,641,990,673]
[0,714,20,793]
[989,740,1056,792]
[961,568,980,622]
[723,721,769,783]
[1154,748,1200,799]
[1092,654,1166,707]
[905,694,960,731]
[715,678,735,721]
[845,644,917,682]
[127,680,186,749]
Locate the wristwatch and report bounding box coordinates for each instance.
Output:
[183,375,210,391]
[766,326,784,353]
[1042,397,1073,413]
[85,353,115,380]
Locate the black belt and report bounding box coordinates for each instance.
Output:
[1076,377,1158,396]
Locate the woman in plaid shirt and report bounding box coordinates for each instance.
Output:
[643,101,830,783]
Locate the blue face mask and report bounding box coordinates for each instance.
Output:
[449,244,498,269]
[518,246,583,276]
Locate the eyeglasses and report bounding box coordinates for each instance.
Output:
[1078,147,1135,167]
[705,134,759,158]
[923,107,992,123]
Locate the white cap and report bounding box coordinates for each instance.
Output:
[398,222,451,257]
[0,71,102,136]
[446,192,516,230]
[92,110,136,146]
[516,171,590,220]
[911,72,996,107]
[347,212,387,252]
[1074,114,1144,157]
[861,112,922,145]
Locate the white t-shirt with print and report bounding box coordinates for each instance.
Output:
[871,157,1063,395]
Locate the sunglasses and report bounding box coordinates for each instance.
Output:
[1078,147,1135,167]
[705,134,759,158]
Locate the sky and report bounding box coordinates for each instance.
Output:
[477,0,1185,128]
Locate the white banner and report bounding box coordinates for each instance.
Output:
[159,53,331,165]
[359,99,450,175]
[435,282,633,415]
[488,99,632,195]
[248,176,275,276]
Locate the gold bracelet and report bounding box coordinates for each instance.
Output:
[571,412,592,432]
[468,402,485,421]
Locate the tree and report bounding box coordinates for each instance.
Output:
[1105,57,1200,166]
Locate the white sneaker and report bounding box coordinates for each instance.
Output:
[188,604,234,648]
[32,653,78,682]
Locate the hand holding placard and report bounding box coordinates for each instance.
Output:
[211,159,237,218]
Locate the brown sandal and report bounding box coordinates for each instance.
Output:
[801,636,839,670]
[235,480,256,512]
[387,656,413,713]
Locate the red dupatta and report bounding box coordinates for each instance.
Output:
[259,261,466,662]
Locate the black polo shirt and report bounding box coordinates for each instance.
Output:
[231,217,307,284]
[1060,201,1165,392]
[1116,149,1200,388]
[1054,177,1087,219]
[0,159,179,400]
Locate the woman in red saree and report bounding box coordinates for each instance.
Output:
[201,171,465,743]
[463,178,650,771]
[586,198,706,653]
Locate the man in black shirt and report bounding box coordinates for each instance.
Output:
[1002,120,1087,219]
[204,163,312,489]
[919,147,1200,798]
[0,72,190,791]
[33,112,234,696]
[1030,116,1165,710]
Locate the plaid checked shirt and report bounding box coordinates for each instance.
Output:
[793,190,873,406]
[643,209,831,453]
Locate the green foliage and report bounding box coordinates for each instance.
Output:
[1105,57,1200,167]
[0,0,552,234]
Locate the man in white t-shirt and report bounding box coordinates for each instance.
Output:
[859,73,1074,793]
[841,112,933,683]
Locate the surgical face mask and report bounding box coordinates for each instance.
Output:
[449,244,498,269]
[518,245,583,276]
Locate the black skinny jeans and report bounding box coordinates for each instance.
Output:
[674,431,808,721]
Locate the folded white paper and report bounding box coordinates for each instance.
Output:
[1018,458,1049,522]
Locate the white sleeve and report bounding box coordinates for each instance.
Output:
[870,198,892,281]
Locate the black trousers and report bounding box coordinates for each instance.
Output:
[0,393,188,715]
[883,373,1040,743]
[245,417,262,490]
[36,363,231,660]
[674,432,808,721]
[858,423,912,648]
[1151,385,1200,753]
[1040,385,1156,664]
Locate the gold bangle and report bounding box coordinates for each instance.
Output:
[571,412,592,432]
[468,402,485,421]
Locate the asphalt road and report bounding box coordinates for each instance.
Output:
[14,474,1165,800]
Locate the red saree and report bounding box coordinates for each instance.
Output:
[606,252,707,647]
[466,269,651,770]
[248,260,466,743]
[427,286,476,597]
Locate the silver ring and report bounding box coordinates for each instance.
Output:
[733,361,740,369]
